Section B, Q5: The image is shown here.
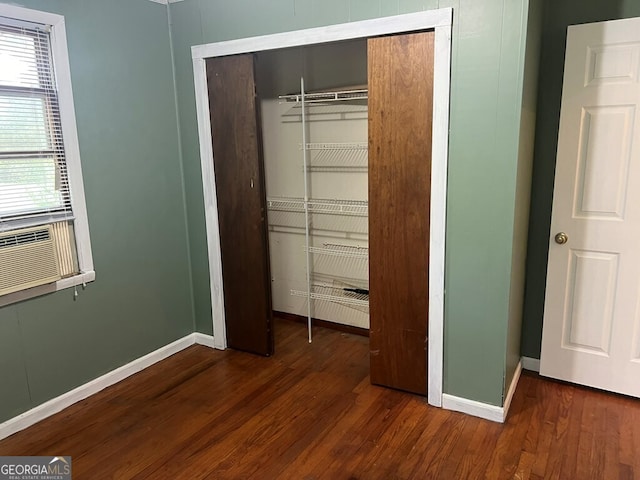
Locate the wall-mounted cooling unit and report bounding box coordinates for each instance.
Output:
[0,225,62,296]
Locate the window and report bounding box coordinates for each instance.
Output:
[0,22,72,227]
[0,5,94,306]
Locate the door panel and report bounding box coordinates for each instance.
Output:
[541,17,640,397]
[368,32,434,395]
[575,106,633,218]
[206,55,273,356]
[563,250,617,353]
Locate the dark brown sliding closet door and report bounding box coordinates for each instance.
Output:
[206,54,273,356]
[368,31,434,395]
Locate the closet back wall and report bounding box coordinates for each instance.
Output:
[257,42,369,330]
[171,0,533,406]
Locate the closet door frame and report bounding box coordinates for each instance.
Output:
[192,9,452,407]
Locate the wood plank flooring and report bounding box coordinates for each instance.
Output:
[1,318,639,479]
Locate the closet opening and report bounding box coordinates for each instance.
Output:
[195,9,452,403]
[256,39,370,347]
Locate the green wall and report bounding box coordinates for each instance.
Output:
[171,0,534,405]
[521,0,640,359]
[0,0,544,423]
[0,0,194,423]
[504,0,541,395]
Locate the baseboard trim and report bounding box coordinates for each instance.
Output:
[442,394,504,423]
[503,360,522,421]
[443,360,523,424]
[0,333,198,441]
[194,332,216,348]
[521,356,540,372]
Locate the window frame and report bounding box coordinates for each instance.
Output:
[0,4,94,307]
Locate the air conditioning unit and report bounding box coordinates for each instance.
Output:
[0,225,62,296]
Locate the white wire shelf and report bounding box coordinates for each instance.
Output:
[266,197,305,213]
[305,243,368,259]
[267,197,368,217]
[303,143,368,171]
[279,88,368,104]
[291,283,369,308]
[304,142,367,150]
[311,153,367,170]
[311,199,368,216]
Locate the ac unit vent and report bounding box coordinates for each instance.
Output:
[50,221,79,277]
[0,225,61,296]
[0,229,51,249]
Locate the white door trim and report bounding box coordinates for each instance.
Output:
[191,9,453,407]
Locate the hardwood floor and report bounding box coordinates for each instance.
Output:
[1,318,639,479]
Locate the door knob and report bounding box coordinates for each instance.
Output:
[554,232,568,245]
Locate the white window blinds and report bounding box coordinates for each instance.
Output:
[0,18,72,232]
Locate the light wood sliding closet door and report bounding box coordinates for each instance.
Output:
[206,54,273,356]
[368,31,434,395]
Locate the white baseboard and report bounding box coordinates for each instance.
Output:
[521,356,540,372]
[442,394,504,423]
[0,333,199,441]
[443,360,523,424]
[194,332,216,349]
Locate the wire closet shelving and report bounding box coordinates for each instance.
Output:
[268,83,370,342]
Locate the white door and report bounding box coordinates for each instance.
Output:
[541,17,640,397]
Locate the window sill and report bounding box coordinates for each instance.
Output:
[0,270,95,308]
